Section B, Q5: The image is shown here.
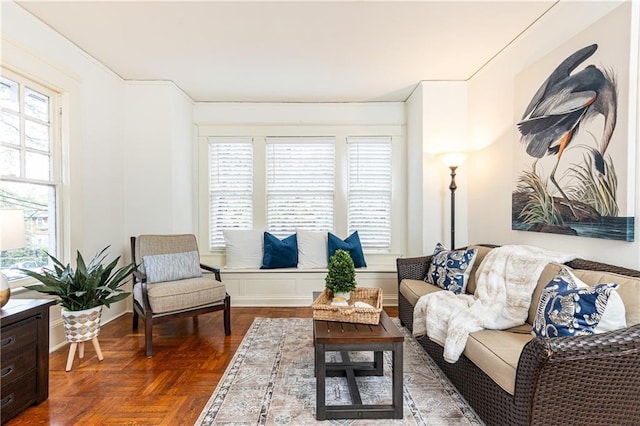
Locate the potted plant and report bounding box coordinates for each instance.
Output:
[19,246,135,353]
[325,249,357,304]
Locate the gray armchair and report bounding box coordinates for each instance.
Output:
[130,234,230,357]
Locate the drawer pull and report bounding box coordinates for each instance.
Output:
[0,393,14,409]
[0,335,16,348]
[0,365,14,378]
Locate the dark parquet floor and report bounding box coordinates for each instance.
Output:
[7,306,397,425]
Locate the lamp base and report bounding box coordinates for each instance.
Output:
[0,272,11,308]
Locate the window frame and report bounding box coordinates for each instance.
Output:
[1,68,62,289]
[197,124,405,267]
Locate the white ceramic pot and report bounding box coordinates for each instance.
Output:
[61,306,102,343]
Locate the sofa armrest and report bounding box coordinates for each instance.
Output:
[396,256,432,284]
[514,323,640,424]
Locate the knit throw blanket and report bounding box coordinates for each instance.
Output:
[413,245,576,363]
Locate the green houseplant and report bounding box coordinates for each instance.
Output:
[20,246,135,311]
[325,249,357,301]
[20,246,135,370]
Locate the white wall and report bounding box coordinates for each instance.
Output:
[123,82,194,238]
[406,81,470,255]
[467,1,640,268]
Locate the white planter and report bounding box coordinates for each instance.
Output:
[330,291,351,306]
[61,306,102,343]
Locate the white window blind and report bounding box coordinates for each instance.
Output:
[347,136,392,249]
[209,137,253,249]
[266,137,335,237]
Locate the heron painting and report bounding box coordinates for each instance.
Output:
[512,9,635,242]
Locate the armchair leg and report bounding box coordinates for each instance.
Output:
[145,313,154,357]
[224,294,231,336]
[132,309,139,329]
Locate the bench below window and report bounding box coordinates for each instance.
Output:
[220,267,397,307]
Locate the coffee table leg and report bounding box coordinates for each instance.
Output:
[392,341,404,419]
[374,350,384,375]
[315,342,326,420]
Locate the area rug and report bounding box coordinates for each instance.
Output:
[196,317,483,425]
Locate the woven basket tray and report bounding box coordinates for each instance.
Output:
[312,287,383,325]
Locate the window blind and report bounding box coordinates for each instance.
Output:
[347,136,392,249]
[209,137,253,249]
[266,137,335,238]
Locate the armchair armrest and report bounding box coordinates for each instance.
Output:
[396,256,432,285]
[514,323,640,423]
[133,269,146,283]
[200,263,222,281]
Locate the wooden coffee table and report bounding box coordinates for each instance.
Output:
[313,309,404,420]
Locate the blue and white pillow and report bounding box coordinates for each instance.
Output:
[532,268,619,338]
[425,243,477,294]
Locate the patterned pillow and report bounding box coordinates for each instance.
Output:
[425,243,478,294]
[532,267,619,338]
[143,251,202,283]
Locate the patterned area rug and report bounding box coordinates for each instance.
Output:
[196,317,483,425]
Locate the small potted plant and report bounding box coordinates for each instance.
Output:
[19,246,135,370]
[325,249,357,305]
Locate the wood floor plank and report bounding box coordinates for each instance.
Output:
[6,306,397,425]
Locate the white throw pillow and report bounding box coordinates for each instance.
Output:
[223,229,264,269]
[568,269,627,333]
[296,230,328,269]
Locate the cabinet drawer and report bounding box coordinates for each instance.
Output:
[1,316,37,353]
[0,369,37,423]
[1,342,37,385]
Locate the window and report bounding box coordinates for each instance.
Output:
[0,70,59,284]
[208,137,253,249]
[266,137,335,237]
[347,137,392,249]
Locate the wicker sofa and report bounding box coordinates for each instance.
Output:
[397,244,640,426]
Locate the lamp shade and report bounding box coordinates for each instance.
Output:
[440,152,467,168]
[0,209,26,251]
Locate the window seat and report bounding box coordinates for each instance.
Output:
[220,266,397,307]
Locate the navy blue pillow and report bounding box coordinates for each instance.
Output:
[261,232,298,269]
[327,231,367,268]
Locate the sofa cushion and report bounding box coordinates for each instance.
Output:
[573,269,640,326]
[465,245,494,295]
[464,329,533,395]
[399,279,441,306]
[426,243,478,294]
[134,276,226,314]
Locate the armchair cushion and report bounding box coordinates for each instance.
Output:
[134,276,226,314]
[142,251,202,283]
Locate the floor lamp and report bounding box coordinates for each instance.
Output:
[0,209,26,308]
[441,154,466,249]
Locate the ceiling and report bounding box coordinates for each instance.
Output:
[15,1,557,103]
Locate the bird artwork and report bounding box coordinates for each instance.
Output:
[516,43,618,222]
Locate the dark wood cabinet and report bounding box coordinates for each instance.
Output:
[1,298,55,424]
